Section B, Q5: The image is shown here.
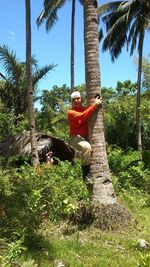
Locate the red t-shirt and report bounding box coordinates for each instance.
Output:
[68,104,97,137]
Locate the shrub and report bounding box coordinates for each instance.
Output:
[107,146,150,193]
[0,161,88,248]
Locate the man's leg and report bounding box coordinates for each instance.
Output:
[70,135,93,186]
[70,135,92,166]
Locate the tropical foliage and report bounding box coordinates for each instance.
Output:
[0,46,55,140]
[0,149,150,266]
[103,79,150,151]
[98,0,150,152]
[0,46,55,117]
[0,1,150,266]
[36,0,67,31]
[98,0,150,61]
[36,84,70,138]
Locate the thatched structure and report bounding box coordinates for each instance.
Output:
[0,131,75,163]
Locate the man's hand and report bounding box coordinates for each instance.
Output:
[95,96,102,106]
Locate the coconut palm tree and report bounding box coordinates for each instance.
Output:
[37,0,76,92]
[98,0,150,152]
[83,0,129,225]
[25,0,39,167]
[37,0,129,225]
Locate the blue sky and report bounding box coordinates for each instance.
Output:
[0,0,149,95]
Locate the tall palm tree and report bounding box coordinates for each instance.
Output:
[37,0,129,224]
[83,0,129,224]
[25,0,39,167]
[98,0,150,152]
[0,45,55,117]
[37,0,76,92]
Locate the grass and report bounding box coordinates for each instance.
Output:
[18,189,150,267]
[21,226,149,267]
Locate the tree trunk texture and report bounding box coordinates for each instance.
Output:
[71,0,75,92]
[83,0,130,228]
[136,30,144,154]
[25,0,39,167]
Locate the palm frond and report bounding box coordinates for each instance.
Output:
[102,10,130,61]
[44,0,67,10]
[0,45,22,82]
[45,10,58,31]
[36,10,46,27]
[37,0,67,30]
[79,0,83,5]
[102,5,129,33]
[30,56,39,69]
[127,19,138,50]
[0,72,6,80]
[130,26,140,55]
[110,34,127,61]
[103,12,128,46]
[101,0,150,62]
[32,64,56,86]
[98,1,126,16]
[98,28,103,42]
[128,0,142,18]
[130,19,144,55]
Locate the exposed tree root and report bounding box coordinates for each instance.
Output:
[91,201,132,230]
[70,200,132,230]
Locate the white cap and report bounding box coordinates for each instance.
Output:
[71,91,81,99]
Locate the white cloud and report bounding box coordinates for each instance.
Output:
[8,31,16,40]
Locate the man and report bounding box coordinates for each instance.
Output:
[46,151,54,165]
[68,91,102,184]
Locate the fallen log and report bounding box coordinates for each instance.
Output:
[0,131,75,163]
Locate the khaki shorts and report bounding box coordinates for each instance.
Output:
[70,135,92,166]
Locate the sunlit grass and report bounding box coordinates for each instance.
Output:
[23,189,150,267]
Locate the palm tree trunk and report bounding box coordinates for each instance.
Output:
[83,0,130,228]
[136,30,144,154]
[84,0,115,204]
[71,0,75,92]
[25,0,39,168]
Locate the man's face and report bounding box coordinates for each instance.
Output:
[72,97,82,108]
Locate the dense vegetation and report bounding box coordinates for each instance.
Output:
[0,151,150,266]
[1,2,150,258]
[0,51,150,265]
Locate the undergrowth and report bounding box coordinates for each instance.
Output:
[0,148,150,266]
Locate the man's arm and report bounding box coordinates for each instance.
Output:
[68,104,96,123]
[68,97,102,124]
